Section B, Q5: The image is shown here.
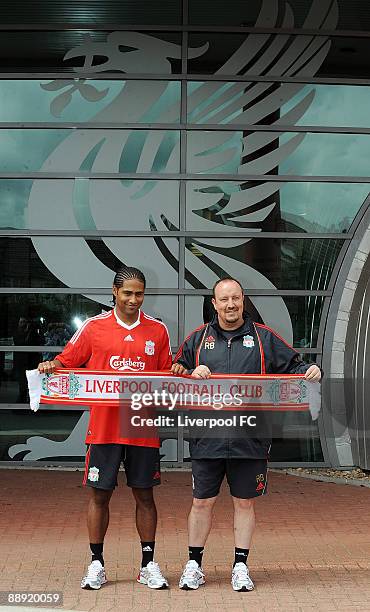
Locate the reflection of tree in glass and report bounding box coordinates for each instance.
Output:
[43,322,73,361]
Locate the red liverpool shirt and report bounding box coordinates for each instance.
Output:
[56,309,172,446]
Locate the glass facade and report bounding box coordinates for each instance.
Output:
[1,0,369,465]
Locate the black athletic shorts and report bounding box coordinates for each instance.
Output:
[83,444,161,490]
[192,458,268,499]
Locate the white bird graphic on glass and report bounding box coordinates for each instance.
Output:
[9,0,337,460]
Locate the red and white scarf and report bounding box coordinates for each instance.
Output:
[26,368,320,419]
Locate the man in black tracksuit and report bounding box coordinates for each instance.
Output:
[172,277,321,592]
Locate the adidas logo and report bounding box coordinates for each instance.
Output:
[142,546,153,552]
[256,482,264,492]
[124,334,134,341]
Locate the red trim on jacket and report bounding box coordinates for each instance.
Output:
[174,323,207,363]
[196,325,209,368]
[255,323,297,352]
[253,324,266,374]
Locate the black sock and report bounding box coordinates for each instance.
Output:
[189,546,204,567]
[234,547,249,567]
[141,541,155,567]
[90,543,104,566]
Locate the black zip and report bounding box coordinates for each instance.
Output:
[227,337,232,374]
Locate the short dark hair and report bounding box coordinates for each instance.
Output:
[112,266,146,304]
[212,276,244,298]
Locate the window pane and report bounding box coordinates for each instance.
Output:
[188,0,356,29]
[0,237,179,289]
[184,295,325,348]
[187,80,276,125]
[0,129,180,173]
[283,296,324,348]
[187,130,370,177]
[269,417,324,462]
[0,409,178,462]
[0,179,180,231]
[283,84,370,129]
[185,181,367,234]
[0,408,86,460]
[0,80,181,123]
[184,231,340,303]
[188,33,253,74]
[0,238,65,287]
[184,237,343,290]
[188,33,350,75]
[316,36,370,79]
[1,1,182,25]
[189,0,263,25]
[0,31,182,72]
[0,351,45,403]
[0,296,106,349]
[278,133,370,177]
[0,293,178,353]
[187,130,243,174]
[188,33,370,81]
[188,81,370,129]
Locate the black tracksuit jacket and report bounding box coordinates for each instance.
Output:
[174,314,316,459]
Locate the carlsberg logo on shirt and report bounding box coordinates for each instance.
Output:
[109,356,146,371]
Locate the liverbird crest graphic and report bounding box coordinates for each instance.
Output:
[9,0,338,460]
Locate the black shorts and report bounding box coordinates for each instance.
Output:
[83,444,161,490]
[192,458,268,499]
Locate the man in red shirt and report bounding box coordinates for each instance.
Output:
[38,267,172,590]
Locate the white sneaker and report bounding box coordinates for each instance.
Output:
[137,561,169,589]
[179,559,205,590]
[231,562,254,591]
[81,560,107,590]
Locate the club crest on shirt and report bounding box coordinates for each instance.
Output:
[243,334,255,348]
[145,340,155,356]
[204,335,215,350]
[88,466,99,482]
